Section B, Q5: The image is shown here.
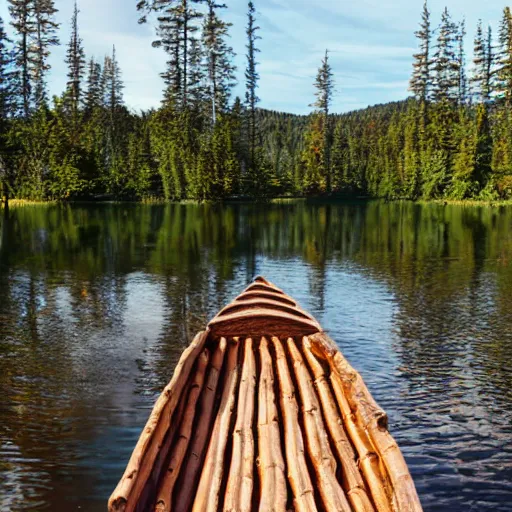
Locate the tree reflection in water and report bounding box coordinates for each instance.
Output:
[0,201,511,511]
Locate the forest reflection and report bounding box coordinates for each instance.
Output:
[1,201,511,511]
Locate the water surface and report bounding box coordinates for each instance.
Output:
[1,201,512,511]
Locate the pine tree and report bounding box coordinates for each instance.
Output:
[0,16,16,120]
[496,7,512,106]
[245,1,260,168]
[187,37,206,110]
[471,21,494,103]
[83,58,102,113]
[474,103,492,190]
[311,49,335,192]
[8,0,34,116]
[140,0,203,109]
[432,8,459,104]
[65,1,86,116]
[409,0,432,103]
[0,16,15,206]
[31,0,60,109]
[103,46,124,113]
[202,0,236,121]
[455,20,467,105]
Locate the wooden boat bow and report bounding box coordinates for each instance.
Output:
[108,277,422,512]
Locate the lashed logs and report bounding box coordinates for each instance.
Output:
[224,338,256,511]
[272,336,317,512]
[135,380,191,512]
[191,340,240,512]
[257,337,287,512]
[108,330,209,512]
[287,338,351,512]
[174,338,228,512]
[154,349,209,512]
[302,338,375,512]
[308,332,424,511]
[329,372,393,512]
[360,412,423,512]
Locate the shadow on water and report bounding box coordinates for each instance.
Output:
[0,201,512,511]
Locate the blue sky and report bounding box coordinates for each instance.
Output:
[0,0,507,114]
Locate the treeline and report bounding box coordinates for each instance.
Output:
[0,2,512,203]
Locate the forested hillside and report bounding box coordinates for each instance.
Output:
[0,1,512,202]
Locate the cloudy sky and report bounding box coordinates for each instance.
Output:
[0,0,507,114]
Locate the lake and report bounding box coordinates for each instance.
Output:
[1,200,511,512]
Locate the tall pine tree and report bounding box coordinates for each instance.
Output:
[409,0,431,104]
[311,49,335,192]
[496,7,512,106]
[65,1,86,116]
[471,21,494,103]
[202,0,236,121]
[245,1,260,169]
[31,0,60,109]
[8,0,34,116]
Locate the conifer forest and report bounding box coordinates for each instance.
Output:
[0,1,512,203]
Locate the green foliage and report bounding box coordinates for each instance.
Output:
[1,0,512,204]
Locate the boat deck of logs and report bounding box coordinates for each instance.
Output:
[109,277,422,512]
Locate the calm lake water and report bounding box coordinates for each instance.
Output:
[1,201,512,512]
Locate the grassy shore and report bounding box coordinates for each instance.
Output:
[3,197,512,208]
[415,199,512,207]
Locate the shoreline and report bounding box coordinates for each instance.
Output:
[3,197,512,209]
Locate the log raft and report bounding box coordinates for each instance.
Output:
[108,277,422,512]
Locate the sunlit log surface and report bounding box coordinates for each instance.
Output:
[108,277,422,512]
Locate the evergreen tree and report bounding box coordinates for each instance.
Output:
[0,16,16,120]
[202,0,236,121]
[8,0,34,116]
[65,1,86,116]
[432,8,459,104]
[310,49,335,192]
[31,0,59,109]
[496,7,512,106]
[409,0,432,103]
[245,1,260,169]
[455,20,467,105]
[0,16,15,205]
[474,103,492,190]
[471,21,494,103]
[103,46,124,113]
[187,37,207,110]
[140,0,203,109]
[83,58,103,114]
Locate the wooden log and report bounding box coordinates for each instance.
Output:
[272,336,317,512]
[224,338,256,512]
[308,332,423,511]
[287,338,351,512]
[154,349,210,512]
[257,337,287,512]
[135,380,191,512]
[108,330,209,512]
[307,332,387,430]
[191,340,240,512]
[302,338,375,512]
[330,372,393,512]
[174,338,228,512]
[362,415,423,512]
